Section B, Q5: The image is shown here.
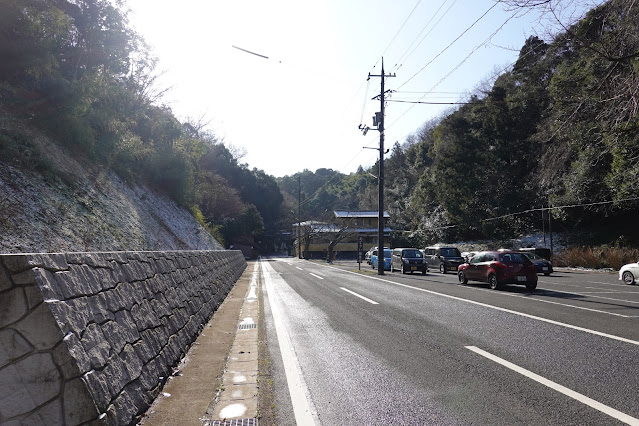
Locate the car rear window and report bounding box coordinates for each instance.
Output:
[500,253,527,263]
[440,248,461,257]
[403,249,422,258]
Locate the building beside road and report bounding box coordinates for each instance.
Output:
[293,210,391,259]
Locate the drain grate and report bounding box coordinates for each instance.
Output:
[238,323,257,330]
[207,419,258,426]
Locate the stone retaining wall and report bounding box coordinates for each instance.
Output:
[0,250,247,425]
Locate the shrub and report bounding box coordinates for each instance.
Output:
[554,246,639,269]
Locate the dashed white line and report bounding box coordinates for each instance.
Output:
[325,264,639,346]
[296,267,303,271]
[310,273,324,280]
[466,346,639,425]
[340,287,379,305]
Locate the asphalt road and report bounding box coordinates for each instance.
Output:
[261,257,639,425]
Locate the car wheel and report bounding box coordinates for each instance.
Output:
[401,264,406,274]
[543,272,551,276]
[622,271,635,285]
[458,271,467,284]
[439,263,446,274]
[488,274,500,290]
[525,281,537,291]
[422,268,427,275]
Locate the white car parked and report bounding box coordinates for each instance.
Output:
[619,261,639,285]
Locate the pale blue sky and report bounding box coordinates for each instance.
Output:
[129,0,601,177]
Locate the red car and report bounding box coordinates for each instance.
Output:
[457,251,538,291]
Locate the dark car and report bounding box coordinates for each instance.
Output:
[458,251,538,291]
[424,246,465,274]
[522,252,553,275]
[391,248,428,275]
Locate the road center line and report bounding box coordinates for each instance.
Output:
[326,265,639,346]
[340,287,379,304]
[296,267,303,271]
[466,346,639,425]
[309,273,324,280]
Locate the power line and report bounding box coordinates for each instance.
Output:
[413,196,639,233]
[386,8,522,136]
[386,99,473,105]
[396,1,500,90]
[393,0,458,71]
[378,0,424,64]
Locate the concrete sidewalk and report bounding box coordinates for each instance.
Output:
[140,261,262,426]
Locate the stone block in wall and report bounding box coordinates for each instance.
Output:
[0,329,33,366]
[22,397,64,425]
[0,263,13,292]
[0,287,28,328]
[63,377,101,424]
[13,303,63,350]
[0,353,61,418]
[83,370,112,413]
[119,344,143,383]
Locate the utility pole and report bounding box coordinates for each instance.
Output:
[367,58,395,275]
[298,175,302,259]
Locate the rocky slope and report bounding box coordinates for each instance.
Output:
[0,117,223,254]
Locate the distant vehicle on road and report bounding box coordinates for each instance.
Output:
[461,251,478,263]
[371,248,392,271]
[522,252,553,275]
[391,248,427,275]
[619,261,639,285]
[365,246,388,265]
[518,247,552,261]
[424,246,465,274]
[458,251,538,291]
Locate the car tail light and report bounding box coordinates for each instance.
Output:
[493,262,508,269]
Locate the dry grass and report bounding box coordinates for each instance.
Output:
[554,246,639,270]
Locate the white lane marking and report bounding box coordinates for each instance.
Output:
[589,281,629,287]
[325,265,639,346]
[543,283,639,297]
[494,291,634,318]
[466,346,639,425]
[261,260,317,425]
[340,287,379,305]
[296,267,304,271]
[310,273,324,280]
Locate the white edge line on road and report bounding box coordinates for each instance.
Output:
[537,285,639,306]
[496,290,632,318]
[466,346,639,425]
[261,260,317,425]
[340,287,379,304]
[309,273,324,280]
[324,264,639,347]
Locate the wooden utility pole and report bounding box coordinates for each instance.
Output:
[368,58,395,275]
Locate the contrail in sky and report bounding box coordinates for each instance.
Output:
[232,45,269,59]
